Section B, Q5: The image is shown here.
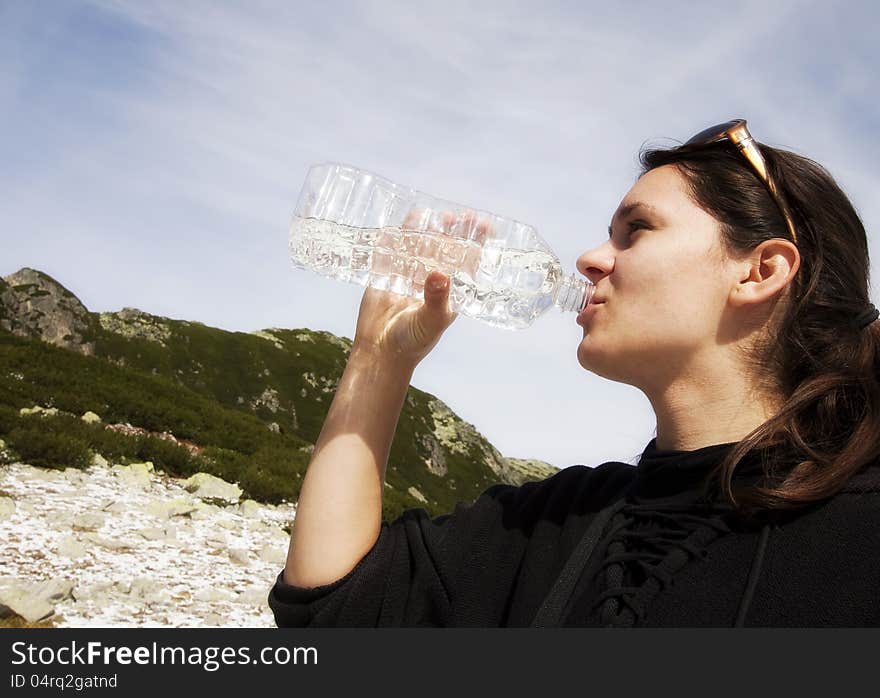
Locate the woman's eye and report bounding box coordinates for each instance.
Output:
[627,220,648,234]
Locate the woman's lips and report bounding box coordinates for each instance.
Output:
[576,301,604,326]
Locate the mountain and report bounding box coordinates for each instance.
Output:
[0,267,558,521]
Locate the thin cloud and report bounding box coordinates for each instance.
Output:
[1,0,877,468]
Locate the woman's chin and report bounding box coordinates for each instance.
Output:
[577,339,633,383]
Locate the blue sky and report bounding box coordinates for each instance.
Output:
[2,0,878,468]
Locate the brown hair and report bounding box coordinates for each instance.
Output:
[639,139,880,515]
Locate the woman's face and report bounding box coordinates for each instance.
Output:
[575,164,739,391]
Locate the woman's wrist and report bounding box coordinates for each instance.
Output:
[348,341,418,378]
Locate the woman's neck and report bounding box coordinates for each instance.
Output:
[644,355,782,452]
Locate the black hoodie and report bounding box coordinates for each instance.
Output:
[268,439,880,627]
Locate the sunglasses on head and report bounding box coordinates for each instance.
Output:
[685,119,798,245]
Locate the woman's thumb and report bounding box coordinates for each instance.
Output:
[420,271,453,325]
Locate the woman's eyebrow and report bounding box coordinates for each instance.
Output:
[608,201,659,237]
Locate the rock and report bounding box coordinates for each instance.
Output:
[2,267,96,355]
[112,463,152,489]
[91,453,109,468]
[143,498,200,520]
[239,500,262,519]
[228,548,250,566]
[0,588,55,623]
[33,579,75,604]
[20,406,59,417]
[56,536,88,559]
[137,527,166,541]
[72,581,114,603]
[72,512,105,531]
[238,585,270,606]
[98,307,171,347]
[0,577,74,624]
[194,588,237,603]
[83,534,133,552]
[182,473,242,503]
[163,524,179,540]
[267,525,291,545]
[203,612,227,626]
[407,486,428,504]
[46,511,75,530]
[129,577,166,603]
[17,465,63,483]
[205,530,227,548]
[81,411,101,424]
[189,503,220,521]
[217,518,239,531]
[259,545,286,565]
[0,496,15,519]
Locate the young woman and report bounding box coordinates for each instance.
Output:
[269,120,880,627]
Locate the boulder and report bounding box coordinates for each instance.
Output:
[407,486,428,504]
[137,527,166,541]
[112,463,152,489]
[91,453,109,468]
[56,536,88,559]
[259,545,286,565]
[194,588,237,603]
[19,406,59,417]
[72,512,105,531]
[238,585,270,606]
[81,411,101,424]
[83,533,133,552]
[239,500,262,519]
[33,578,75,604]
[228,548,250,566]
[0,578,74,623]
[0,589,54,623]
[0,496,15,520]
[182,473,242,503]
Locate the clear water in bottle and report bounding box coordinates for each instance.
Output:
[288,163,592,330]
[290,217,588,330]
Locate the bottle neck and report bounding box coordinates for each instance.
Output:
[553,274,593,313]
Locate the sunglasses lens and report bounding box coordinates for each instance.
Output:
[685,120,743,145]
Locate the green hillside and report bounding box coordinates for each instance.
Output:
[0,267,557,522]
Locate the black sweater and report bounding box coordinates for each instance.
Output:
[269,439,880,627]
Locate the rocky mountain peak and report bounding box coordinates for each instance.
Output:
[0,267,95,355]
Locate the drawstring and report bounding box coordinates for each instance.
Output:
[530,497,733,627]
[734,523,772,627]
[530,498,627,627]
[594,503,731,627]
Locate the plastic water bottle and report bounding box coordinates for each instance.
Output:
[288,163,594,330]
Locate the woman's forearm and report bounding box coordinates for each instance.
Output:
[282,345,414,588]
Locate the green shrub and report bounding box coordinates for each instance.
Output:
[198,446,251,484]
[235,445,308,503]
[134,435,197,477]
[0,404,18,435]
[5,425,91,470]
[83,426,139,463]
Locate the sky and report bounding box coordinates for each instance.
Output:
[2,0,878,469]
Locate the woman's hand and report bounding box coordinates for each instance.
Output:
[352,267,456,369]
[351,209,490,370]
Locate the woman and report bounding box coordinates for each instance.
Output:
[269,120,880,627]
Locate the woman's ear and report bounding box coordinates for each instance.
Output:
[729,239,800,308]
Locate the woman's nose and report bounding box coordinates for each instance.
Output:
[576,245,614,285]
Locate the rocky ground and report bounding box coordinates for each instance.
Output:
[0,457,296,627]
